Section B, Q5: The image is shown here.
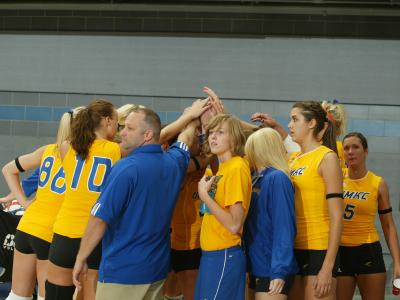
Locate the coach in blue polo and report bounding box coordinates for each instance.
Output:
[72,107,197,300]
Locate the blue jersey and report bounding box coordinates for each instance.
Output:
[92,142,190,284]
[244,167,298,279]
[22,167,40,197]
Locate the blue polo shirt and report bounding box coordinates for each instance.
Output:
[92,142,190,284]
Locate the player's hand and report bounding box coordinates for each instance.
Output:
[268,278,285,296]
[198,175,215,200]
[72,259,88,291]
[250,112,278,128]
[313,268,332,298]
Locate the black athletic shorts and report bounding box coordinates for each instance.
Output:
[248,274,295,295]
[0,210,21,282]
[49,233,102,269]
[336,241,386,276]
[171,248,201,273]
[294,249,340,277]
[14,230,51,260]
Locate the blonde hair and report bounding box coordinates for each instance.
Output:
[204,114,246,157]
[117,103,145,125]
[55,106,84,153]
[245,128,290,178]
[321,100,347,136]
[114,103,146,143]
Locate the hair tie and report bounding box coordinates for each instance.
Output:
[326,112,337,125]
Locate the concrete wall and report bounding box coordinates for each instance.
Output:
[0,34,399,104]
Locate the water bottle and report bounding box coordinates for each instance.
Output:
[199,176,217,216]
[393,278,400,295]
[199,201,210,216]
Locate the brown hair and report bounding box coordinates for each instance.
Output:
[293,101,338,154]
[204,114,246,157]
[343,132,368,150]
[135,107,161,142]
[70,99,115,160]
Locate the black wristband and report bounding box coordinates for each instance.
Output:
[191,156,201,171]
[378,207,392,215]
[14,157,25,173]
[326,192,343,199]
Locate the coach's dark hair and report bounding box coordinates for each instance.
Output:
[343,132,368,150]
[293,101,338,154]
[71,99,115,160]
[136,107,161,142]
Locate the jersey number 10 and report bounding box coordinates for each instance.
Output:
[39,155,112,194]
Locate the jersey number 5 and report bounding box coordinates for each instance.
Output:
[344,204,356,220]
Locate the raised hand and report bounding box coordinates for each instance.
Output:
[250,112,278,128]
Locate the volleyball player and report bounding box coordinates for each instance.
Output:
[336,132,400,300]
[45,100,120,300]
[244,128,298,300]
[1,108,82,300]
[195,114,252,300]
[287,101,343,300]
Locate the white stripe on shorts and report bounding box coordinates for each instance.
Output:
[213,248,227,300]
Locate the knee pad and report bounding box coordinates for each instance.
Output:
[37,296,45,300]
[5,290,32,300]
[45,281,75,300]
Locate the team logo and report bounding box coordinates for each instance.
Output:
[3,233,15,250]
[290,167,306,176]
[207,175,223,200]
[343,191,370,200]
[364,261,373,267]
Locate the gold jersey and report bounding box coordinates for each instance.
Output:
[200,156,251,251]
[17,144,65,242]
[341,169,381,246]
[53,139,120,238]
[171,169,204,250]
[337,140,345,169]
[289,146,333,250]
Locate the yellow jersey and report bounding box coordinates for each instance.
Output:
[18,144,65,242]
[337,140,345,169]
[171,169,204,250]
[341,169,381,246]
[289,146,333,250]
[200,156,251,251]
[53,139,120,238]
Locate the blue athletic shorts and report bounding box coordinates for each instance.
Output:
[194,245,245,300]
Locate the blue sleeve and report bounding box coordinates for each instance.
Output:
[268,171,298,279]
[168,141,190,174]
[21,167,40,197]
[91,163,133,225]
